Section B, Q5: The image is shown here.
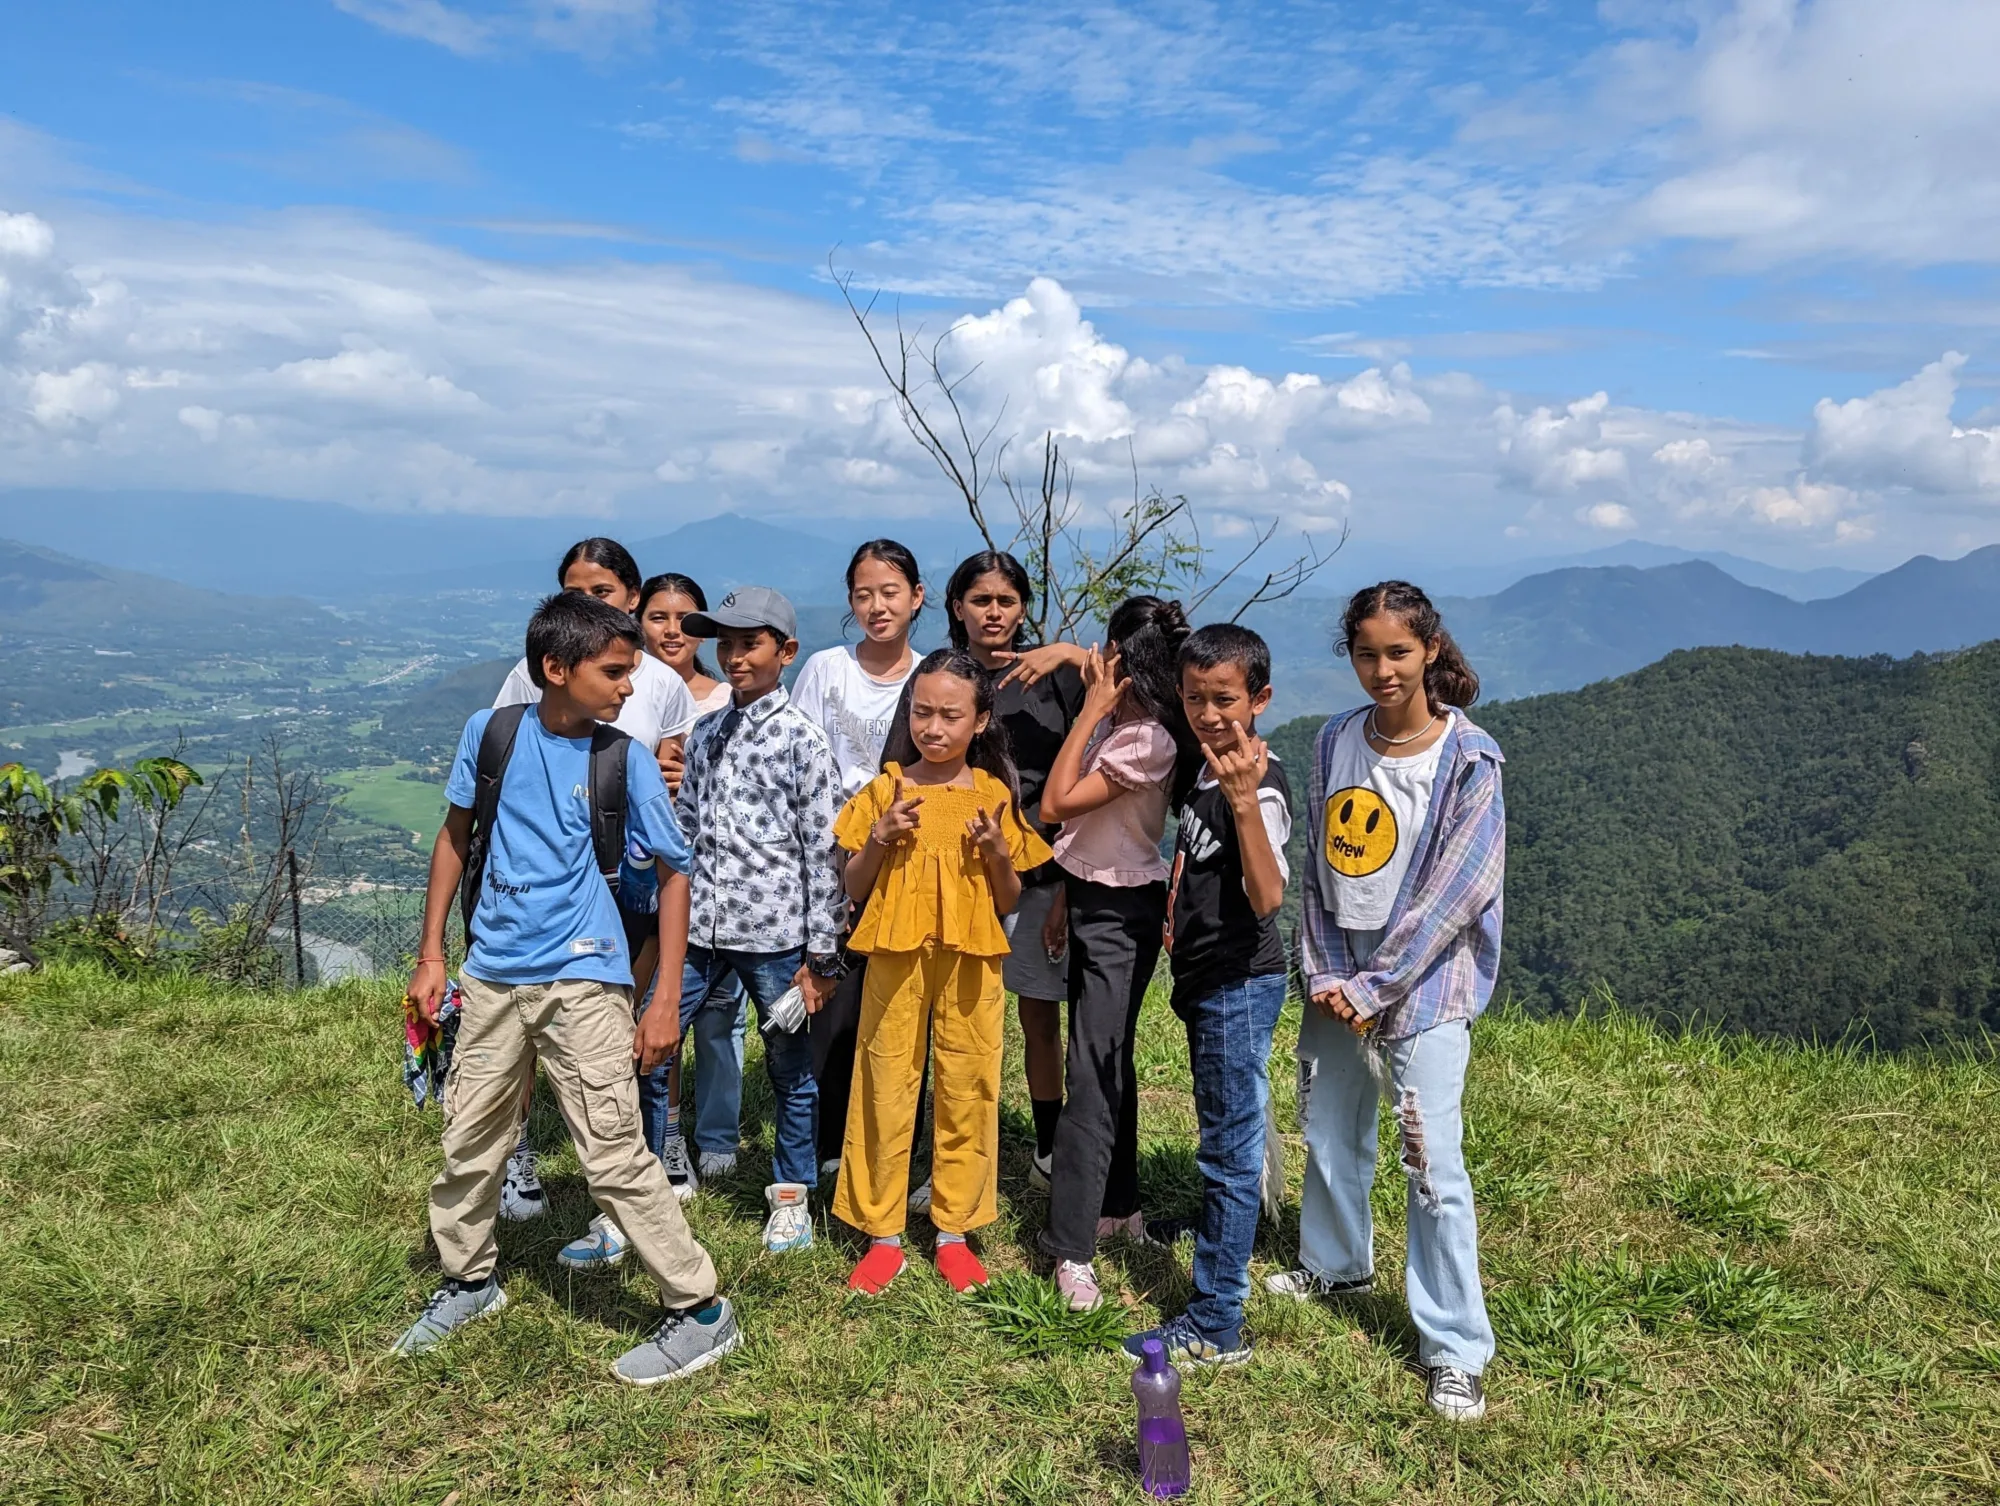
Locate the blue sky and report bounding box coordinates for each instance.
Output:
[3,0,1999,570]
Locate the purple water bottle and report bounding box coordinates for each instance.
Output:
[1131,1338,1191,1497]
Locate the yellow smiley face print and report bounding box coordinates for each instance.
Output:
[1324,787,1397,877]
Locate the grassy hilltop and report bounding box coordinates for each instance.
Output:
[3,968,1998,1504]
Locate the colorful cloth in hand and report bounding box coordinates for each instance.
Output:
[403,978,463,1108]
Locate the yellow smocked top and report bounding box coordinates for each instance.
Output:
[834,764,1053,957]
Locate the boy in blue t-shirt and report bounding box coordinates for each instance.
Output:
[392,592,737,1386]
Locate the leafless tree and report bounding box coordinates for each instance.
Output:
[835,257,1342,637]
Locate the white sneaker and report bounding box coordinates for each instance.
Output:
[1028,1151,1052,1190]
[907,1177,933,1216]
[660,1135,698,1203]
[762,1182,813,1253]
[819,1157,842,1179]
[557,1213,630,1271]
[1427,1366,1486,1423]
[499,1149,546,1222]
[698,1150,738,1179]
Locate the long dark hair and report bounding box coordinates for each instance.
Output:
[843,537,924,631]
[1105,594,1198,802]
[879,648,1021,807]
[558,537,641,598]
[1337,580,1480,708]
[945,550,1035,652]
[639,571,719,681]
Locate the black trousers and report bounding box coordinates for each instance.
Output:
[810,953,928,1167]
[1043,875,1166,1263]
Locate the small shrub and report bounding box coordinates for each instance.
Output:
[1642,1171,1789,1242]
[39,914,157,978]
[967,1271,1129,1358]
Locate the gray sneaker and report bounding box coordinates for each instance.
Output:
[391,1276,507,1355]
[612,1298,743,1386]
[698,1150,738,1179]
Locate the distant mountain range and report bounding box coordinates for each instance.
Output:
[1245,545,2000,719]
[0,538,332,647]
[0,487,1878,609]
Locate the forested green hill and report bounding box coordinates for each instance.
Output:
[1270,641,2000,1048]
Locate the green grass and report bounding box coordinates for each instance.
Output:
[3,969,1999,1503]
[330,762,447,838]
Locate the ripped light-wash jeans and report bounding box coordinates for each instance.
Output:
[1295,1006,1494,1374]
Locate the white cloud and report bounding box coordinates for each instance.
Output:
[29,363,121,427]
[272,342,483,412]
[1495,392,1629,494]
[178,405,223,441]
[334,0,660,58]
[1619,0,2000,267]
[1578,501,1637,531]
[1739,477,1858,530]
[332,0,495,55]
[1807,352,2000,495]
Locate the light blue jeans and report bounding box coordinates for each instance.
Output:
[636,976,747,1160]
[1296,1006,1494,1373]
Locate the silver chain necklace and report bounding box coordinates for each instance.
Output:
[1367,707,1439,747]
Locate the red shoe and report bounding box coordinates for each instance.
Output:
[847,1243,907,1296]
[935,1240,988,1294]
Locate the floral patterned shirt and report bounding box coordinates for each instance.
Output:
[675,686,845,956]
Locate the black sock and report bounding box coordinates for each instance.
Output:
[1031,1097,1062,1159]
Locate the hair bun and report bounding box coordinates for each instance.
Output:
[1160,599,1190,638]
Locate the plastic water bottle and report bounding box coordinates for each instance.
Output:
[1131,1338,1191,1498]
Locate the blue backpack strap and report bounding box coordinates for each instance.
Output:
[459,703,527,940]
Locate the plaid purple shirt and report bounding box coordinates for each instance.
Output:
[1300,707,1506,1040]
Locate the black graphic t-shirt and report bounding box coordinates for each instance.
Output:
[1165,755,1293,1015]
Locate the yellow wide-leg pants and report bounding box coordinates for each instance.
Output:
[832,943,1004,1237]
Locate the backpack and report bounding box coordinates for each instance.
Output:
[458,703,630,941]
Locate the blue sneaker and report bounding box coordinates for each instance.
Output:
[761,1182,813,1253]
[392,1275,507,1355]
[1122,1312,1252,1368]
[557,1214,630,1272]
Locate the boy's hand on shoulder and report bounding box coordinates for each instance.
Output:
[406,958,447,1024]
[1204,720,1269,810]
[873,776,924,846]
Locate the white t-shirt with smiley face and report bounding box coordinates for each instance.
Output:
[1318,708,1455,931]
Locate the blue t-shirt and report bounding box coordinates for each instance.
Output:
[447,706,692,986]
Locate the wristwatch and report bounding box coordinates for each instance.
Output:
[805,951,847,980]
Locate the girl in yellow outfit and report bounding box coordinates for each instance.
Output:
[832,649,1052,1295]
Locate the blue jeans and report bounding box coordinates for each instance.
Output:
[1182,972,1287,1341]
[636,977,746,1159]
[1296,1009,1494,1373]
[675,946,819,1188]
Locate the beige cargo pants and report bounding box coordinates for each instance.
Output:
[430,973,717,1309]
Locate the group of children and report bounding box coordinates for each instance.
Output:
[395,534,1506,1423]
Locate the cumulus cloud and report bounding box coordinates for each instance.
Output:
[1495,392,1630,494]
[1620,0,2000,267]
[0,195,1959,559]
[1807,352,2000,495]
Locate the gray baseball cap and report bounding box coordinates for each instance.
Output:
[682,585,798,641]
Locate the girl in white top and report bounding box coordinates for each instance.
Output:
[789,539,926,799]
[792,538,927,1180]
[493,538,700,774]
[640,572,733,720]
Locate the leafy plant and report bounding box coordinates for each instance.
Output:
[1489,1280,1632,1392]
[1641,1171,1789,1242]
[966,1271,1129,1358]
[0,758,199,944]
[1636,1253,1815,1335]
